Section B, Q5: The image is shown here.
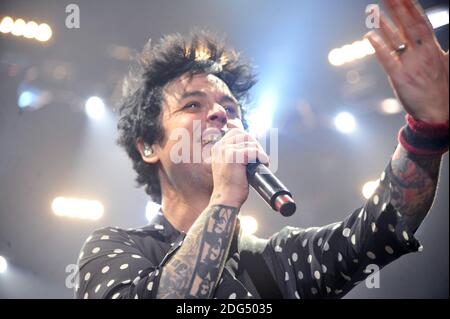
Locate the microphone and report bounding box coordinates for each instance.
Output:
[208,128,297,216]
[246,162,296,217]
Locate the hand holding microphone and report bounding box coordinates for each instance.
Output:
[208,128,296,216]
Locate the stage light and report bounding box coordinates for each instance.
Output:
[380,98,403,115]
[0,256,7,274]
[248,91,276,136]
[428,7,449,29]
[240,215,258,235]
[52,197,104,221]
[0,16,14,33]
[0,16,52,42]
[146,201,161,222]
[334,112,357,134]
[18,91,36,109]
[11,18,26,36]
[23,21,38,39]
[329,8,447,67]
[362,180,380,199]
[35,23,52,42]
[85,96,105,120]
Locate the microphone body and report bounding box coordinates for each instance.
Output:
[246,162,296,216]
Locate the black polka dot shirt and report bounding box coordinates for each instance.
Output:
[75,164,422,299]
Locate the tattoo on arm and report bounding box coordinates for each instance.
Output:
[156,205,238,299]
[389,144,442,232]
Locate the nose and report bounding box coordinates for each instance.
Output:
[207,103,227,128]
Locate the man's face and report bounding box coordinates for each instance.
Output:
[154,73,244,194]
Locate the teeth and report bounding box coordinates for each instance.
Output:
[203,134,221,145]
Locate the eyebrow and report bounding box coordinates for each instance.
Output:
[180,90,239,105]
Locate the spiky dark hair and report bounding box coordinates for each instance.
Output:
[116,31,257,203]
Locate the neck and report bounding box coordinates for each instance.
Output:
[160,182,212,234]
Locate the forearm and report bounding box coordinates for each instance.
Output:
[156,203,239,299]
[389,143,443,233]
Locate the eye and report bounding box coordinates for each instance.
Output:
[224,106,237,116]
[183,102,201,110]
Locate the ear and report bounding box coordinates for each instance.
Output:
[136,138,159,164]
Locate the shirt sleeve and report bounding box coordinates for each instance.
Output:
[75,227,167,299]
[263,163,422,299]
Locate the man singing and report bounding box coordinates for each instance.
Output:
[75,0,448,299]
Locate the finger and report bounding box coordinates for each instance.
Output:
[232,147,270,166]
[235,142,270,165]
[379,11,404,50]
[383,0,421,47]
[404,0,436,39]
[365,31,401,75]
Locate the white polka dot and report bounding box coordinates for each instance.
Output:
[302,239,308,247]
[138,270,143,274]
[85,235,93,243]
[131,254,142,259]
[380,171,386,181]
[154,224,164,230]
[323,242,330,251]
[101,266,110,274]
[385,246,394,254]
[247,292,253,297]
[91,247,100,254]
[147,282,153,291]
[274,245,282,252]
[124,242,132,246]
[84,272,91,281]
[110,228,118,233]
[342,228,351,238]
[288,258,291,266]
[367,251,376,260]
[402,230,409,241]
[120,264,129,270]
[311,287,318,295]
[363,211,367,221]
[388,224,396,232]
[112,292,120,299]
[122,279,131,284]
[285,272,290,281]
[338,252,343,262]
[381,203,387,212]
[134,294,138,299]
[107,254,117,258]
[326,286,331,294]
[154,269,159,276]
[353,259,359,264]
[335,289,343,295]
[114,249,124,254]
[322,264,327,273]
[298,271,304,280]
[292,252,298,262]
[351,234,356,246]
[100,235,110,240]
[95,284,101,293]
[79,251,84,259]
[373,195,379,205]
[371,222,377,233]
[229,293,237,299]
[307,254,313,263]
[341,272,351,281]
[314,271,321,280]
[295,291,300,299]
[83,292,89,299]
[418,245,424,252]
[317,238,323,246]
[358,209,364,219]
[107,279,115,287]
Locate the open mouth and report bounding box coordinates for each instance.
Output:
[201,128,225,146]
